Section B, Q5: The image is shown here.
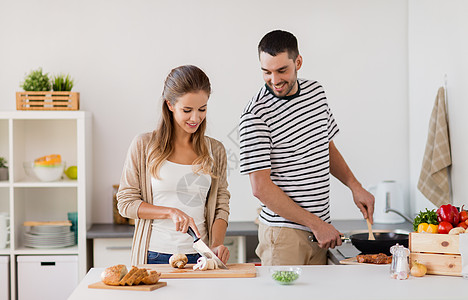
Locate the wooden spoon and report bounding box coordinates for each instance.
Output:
[366,218,376,240]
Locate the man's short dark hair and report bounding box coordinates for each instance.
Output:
[258,30,299,60]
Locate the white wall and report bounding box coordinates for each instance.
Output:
[0,0,409,222]
[409,0,468,212]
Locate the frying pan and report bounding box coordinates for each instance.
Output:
[346,231,409,256]
[309,230,409,256]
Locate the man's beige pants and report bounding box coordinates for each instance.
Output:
[256,222,328,265]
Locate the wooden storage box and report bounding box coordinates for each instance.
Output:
[16,91,79,110]
[409,232,462,276]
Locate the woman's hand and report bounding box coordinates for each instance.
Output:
[211,244,230,264]
[170,208,200,237]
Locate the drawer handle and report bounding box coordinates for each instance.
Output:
[41,262,56,266]
[106,246,132,250]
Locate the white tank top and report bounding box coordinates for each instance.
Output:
[148,160,211,254]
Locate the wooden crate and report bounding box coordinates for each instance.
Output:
[409,232,462,276]
[16,91,79,110]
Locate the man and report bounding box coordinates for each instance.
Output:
[239,30,375,265]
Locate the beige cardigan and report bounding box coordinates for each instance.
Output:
[117,132,230,265]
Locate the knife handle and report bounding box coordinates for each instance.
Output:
[187,226,200,242]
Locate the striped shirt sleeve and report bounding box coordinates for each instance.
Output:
[239,112,271,175]
[326,103,340,141]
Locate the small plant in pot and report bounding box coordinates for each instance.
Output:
[0,157,8,181]
[20,67,51,91]
[52,73,74,91]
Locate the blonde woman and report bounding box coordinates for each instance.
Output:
[117,65,230,265]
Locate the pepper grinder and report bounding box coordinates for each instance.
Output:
[390,243,410,280]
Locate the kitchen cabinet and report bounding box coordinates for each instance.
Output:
[0,111,92,300]
[0,256,9,300]
[93,238,132,268]
[17,255,78,300]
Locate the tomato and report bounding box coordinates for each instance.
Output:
[427,224,439,234]
[459,206,468,223]
[457,222,468,229]
[438,221,453,234]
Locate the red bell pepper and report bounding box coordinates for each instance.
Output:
[436,204,460,226]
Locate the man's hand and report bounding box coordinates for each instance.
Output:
[352,187,375,223]
[311,221,343,249]
[211,245,230,264]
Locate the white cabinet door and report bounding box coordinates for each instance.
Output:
[0,256,9,300]
[17,255,78,300]
[93,238,132,268]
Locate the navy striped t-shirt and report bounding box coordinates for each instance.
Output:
[239,79,339,231]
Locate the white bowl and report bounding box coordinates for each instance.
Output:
[33,164,65,182]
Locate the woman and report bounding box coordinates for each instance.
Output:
[117,65,230,265]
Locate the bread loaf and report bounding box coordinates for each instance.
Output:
[119,266,139,285]
[141,270,161,285]
[101,265,161,286]
[100,264,128,286]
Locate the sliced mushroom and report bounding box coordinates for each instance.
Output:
[193,257,208,271]
[206,258,217,270]
[169,254,188,269]
[193,257,218,271]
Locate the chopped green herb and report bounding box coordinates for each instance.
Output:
[271,270,299,284]
[413,208,439,231]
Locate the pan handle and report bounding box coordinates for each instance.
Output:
[308,235,350,243]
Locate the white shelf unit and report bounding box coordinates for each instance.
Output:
[0,111,92,300]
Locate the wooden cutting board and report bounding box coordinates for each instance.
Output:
[88,281,167,291]
[137,263,257,278]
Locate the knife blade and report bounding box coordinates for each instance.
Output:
[187,227,228,269]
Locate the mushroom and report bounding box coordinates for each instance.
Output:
[449,227,465,235]
[193,257,208,271]
[169,254,188,269]
[193,257,218,271]
[206,258,217,270]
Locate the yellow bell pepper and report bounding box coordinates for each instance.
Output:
[427,224,438,233]
[417,223,429,233]
[417,223,438,233]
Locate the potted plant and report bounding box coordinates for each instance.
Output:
[52,73,74,91]
[0,157,8,181]
[16,68,80,111]
[20,67,51,92]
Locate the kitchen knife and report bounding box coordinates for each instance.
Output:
[187,227,228,269]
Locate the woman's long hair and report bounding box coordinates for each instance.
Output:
[147,65,214,179]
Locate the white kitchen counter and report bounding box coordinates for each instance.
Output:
[69,265,466,300]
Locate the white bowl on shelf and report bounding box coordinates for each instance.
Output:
[23,162,36,179]
[33,163,65,182]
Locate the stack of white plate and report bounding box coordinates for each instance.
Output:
[24,225,75,248]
